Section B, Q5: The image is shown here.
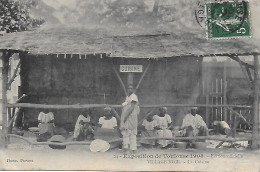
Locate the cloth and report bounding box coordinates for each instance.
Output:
[139,119,157,145]
[153,114,173,147]
[181,113,208,136]
[38,112,54,123]
[73,114,91,138]
[38,123,55,135]
[90,139,110,152]
[142,119,157,130]
[120,93,140,135]
[122,93,139,106]
[122,130,137,150]
[94,128,120,141]
[121,93,140,150]
[99,116,117,129]
[38,112,55,136]
[185,125,208,137]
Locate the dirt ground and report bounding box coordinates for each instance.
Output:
[0,132,259,171]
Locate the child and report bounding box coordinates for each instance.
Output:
[140,114,157,148]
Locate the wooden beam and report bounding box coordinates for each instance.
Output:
[1,51,10,148]
[111,63,127,97]
[7,103,253,109]
[138,107,156,125]
[228,55,254,70]
[127,73,134,87]
[227,107,252,129]
[134,61,150,93]
[252,54,259,149]
[215,135,230,148]
[7,61,20,89]
[8,134,251,147]
[8,94,27,133]
[245,66,254,83]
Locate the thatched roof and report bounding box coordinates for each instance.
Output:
[0,0,259,58]
[0,25,259,58]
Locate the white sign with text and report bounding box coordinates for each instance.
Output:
[120,65,143,72]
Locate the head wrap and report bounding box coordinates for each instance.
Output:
[159,107,167,111]
[104,106,112,112]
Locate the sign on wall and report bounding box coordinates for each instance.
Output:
[120,65,143,72]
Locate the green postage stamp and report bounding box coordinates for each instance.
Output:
[206,1,250,39]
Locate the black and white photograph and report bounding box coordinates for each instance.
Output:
[0,0,260,171]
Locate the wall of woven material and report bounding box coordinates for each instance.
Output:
[19,54,202,129]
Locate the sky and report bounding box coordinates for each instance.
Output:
[41,0,260,40]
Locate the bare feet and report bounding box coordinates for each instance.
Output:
[123,148,129,154]
[130,150,137,154]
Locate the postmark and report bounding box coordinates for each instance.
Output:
[206,1,251,39]
[195,1,207,28]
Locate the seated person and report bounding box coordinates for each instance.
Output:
[213,120,232,136]
[181,107,208,138]
[95,107,120,142]
[98,107,119,129]
[153,107,173,148]
[37,109,55,142]
[73,110,95,141]
[139,114,157,147]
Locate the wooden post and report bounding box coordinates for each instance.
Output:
[127,73,134,87]
[232,110,237,138]
[223,62,227,121]
[2,51,10,148]
[252,54,259,149]
[206,93,210,126]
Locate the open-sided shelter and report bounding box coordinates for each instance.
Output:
[0,0,259,149]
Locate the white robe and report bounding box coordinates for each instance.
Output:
[153,114,173,147]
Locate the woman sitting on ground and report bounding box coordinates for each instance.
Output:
[95,107,120,141]
[98,107,119,129]
[37,109,55,142]
[139,114,157,148]
[153,107,173,148]
[73,110,95,141]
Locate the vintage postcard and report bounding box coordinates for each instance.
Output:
[0,0,260,171]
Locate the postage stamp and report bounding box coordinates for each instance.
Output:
[206,1,251,39]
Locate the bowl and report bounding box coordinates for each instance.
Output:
[175,142,188,149]
[48,135,66,150]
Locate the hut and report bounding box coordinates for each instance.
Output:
[0,0,259,148]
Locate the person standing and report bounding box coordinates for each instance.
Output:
[120,85,140,153]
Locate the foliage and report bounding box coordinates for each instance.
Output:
[0,0,45,33]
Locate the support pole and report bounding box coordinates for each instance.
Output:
[252,54,259,149]
[1,51,10,148]
[127,73,134,86]
[223,62,227,121]
[205,93,210,126]
[232,111,237,138]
